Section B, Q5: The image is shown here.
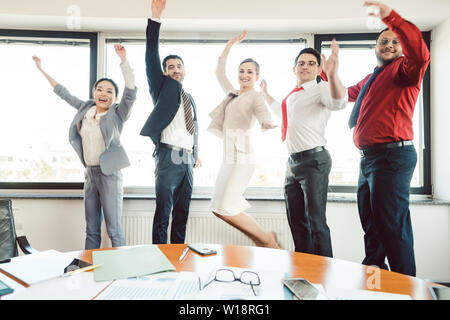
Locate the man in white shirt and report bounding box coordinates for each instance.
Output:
[261,43,346,257]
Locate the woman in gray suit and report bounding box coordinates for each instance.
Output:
[32,45,137,249]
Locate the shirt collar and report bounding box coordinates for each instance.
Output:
[297,79,317,90]
[86,106,107,120]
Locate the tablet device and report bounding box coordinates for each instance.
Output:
[282,278,319,300]
[0,279,14,296]
[188,244,217,256]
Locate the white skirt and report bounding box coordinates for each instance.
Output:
[210,149,256,216]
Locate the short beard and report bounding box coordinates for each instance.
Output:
[375,52,399,66]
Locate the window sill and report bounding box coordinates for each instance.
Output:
[0,191,446,205]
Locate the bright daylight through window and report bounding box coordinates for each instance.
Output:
[0,35,428,192]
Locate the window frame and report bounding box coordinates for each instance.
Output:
[0,29,431,196]
[0,29,98,190]
[314,32,431,195]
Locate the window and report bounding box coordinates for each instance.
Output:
[0,30,430,196]
[105,39,306,189]
[315,33,431,194]
[0,30,97,189]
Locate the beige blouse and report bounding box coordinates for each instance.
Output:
[207,56,272,153]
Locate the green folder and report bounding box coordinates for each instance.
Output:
[92,245,176,282]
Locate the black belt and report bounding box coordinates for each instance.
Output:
[359,140,413,157]
[159,143,192,154]
[290,146,325,161]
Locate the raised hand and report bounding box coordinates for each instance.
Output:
[32,55,42,70]
[260,79,269,95]
[228,30,247,46]
[114,44,127,62]
[259,79,275,105]
[364,1,392,19]
[151,0,166,19]
[220,30,247,60]
[321,39,339,78]
[32,55,58,88]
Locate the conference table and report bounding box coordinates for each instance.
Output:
[1,244,437,300]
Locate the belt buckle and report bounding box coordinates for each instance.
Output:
[359,149,365,157]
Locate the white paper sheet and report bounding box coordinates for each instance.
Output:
[0,250,75,285]
[95,271,200,300]
[2,271,112,300]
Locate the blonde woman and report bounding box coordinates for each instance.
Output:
[208,31,280,248]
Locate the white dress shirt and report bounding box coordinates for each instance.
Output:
[160,95,194,151]
[269,79,347,154]
[80,107,107,166]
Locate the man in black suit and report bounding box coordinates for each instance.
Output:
[140,0,200,244]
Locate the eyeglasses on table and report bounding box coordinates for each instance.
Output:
[199,268,261,296]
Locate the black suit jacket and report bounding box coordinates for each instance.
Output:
[140,19,198,161]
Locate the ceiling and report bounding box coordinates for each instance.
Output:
[1,0,449,35]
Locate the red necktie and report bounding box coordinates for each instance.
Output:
[280,71,328,141]
[281,87,303,141]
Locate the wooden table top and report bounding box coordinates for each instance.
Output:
[78,243,435,300]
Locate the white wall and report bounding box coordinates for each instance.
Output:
[431,17,450,201]
[9,197,450,281]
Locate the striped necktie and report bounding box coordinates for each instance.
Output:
[348,66,384,129]
[182,89,194,135]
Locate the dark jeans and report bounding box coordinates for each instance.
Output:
[357,145,417,276]
[153,145,194,244]
[284,148,333,257]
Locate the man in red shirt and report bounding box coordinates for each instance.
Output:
[324,1,430,276]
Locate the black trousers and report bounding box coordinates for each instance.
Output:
[153,145,194,244]
[357,145,417,276]
[284,148,333,257]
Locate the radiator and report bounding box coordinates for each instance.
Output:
[121,212,294,251]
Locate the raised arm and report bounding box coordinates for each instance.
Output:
[32,56,58,88]
[114,44,135,90]
[365,1,430,85]
[114,44,137,122]
[33,55,84,109]
[216,30,247,93]
[145,0,166,102]
[259,80,281,118]
[321,39,346,100]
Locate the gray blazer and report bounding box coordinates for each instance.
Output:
[54,84,137,175]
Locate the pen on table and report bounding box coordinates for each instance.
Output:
[0,258,11,264]
[62,264,102,277]
[179,247,189,261]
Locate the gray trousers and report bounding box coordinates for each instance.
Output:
[84,166,126,249]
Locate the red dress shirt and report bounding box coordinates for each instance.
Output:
[348,10,430,149]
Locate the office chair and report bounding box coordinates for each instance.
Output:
[0,199,37,261]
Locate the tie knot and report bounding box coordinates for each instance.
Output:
[374,66,384,74]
